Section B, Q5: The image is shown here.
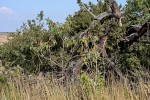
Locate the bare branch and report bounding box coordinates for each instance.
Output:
[40,53,63,68]
[128,21,150,46]
[78,0,123,38]
[137,40,150,43]
[80,2,96,18]
[119,21,150,50]
[94,12,113,20]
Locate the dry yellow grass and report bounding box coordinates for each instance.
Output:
[0,74,149,100]
[0,34,8,45]
[0,33,13,45]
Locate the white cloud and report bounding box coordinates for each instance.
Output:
[0,7,14,14]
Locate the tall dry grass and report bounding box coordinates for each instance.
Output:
[0,74,149,100]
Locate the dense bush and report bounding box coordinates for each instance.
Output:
[0,0,149,83]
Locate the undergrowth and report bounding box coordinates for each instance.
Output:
[0,73,149,100]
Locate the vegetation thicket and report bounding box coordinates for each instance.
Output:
[0,0,149,99]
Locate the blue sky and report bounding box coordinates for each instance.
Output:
[0,0,126,32]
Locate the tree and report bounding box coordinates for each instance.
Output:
[0,0,149,83]
[124,0,150,25]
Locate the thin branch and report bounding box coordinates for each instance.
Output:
[40,53,62,68]
[80,2,115,21]
[78,0,123,38]
[80,2,96,18]
[137,40,150,43]
[64,54,85,68]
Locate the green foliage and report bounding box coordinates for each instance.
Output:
[80,72,104,94]
[0,11,78,74]
[80,73,93,92]
[124,0,150,25]
[121,0,150,74]
[126,56,141,70]
[0,11,54,73]
[0,0,149,83]
[0,3,148,100]
[0,75,7,85]
[77,0,81,4]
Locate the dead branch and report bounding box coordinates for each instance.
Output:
[128,21,150,46]
[78,0,122,38]
[126,25,141,36]
[80,2,96,18]
[64,1,149,81]
[119,20,150,52]
[40,53,63,68]
[137,40,150,43]
[94,12,113,20]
